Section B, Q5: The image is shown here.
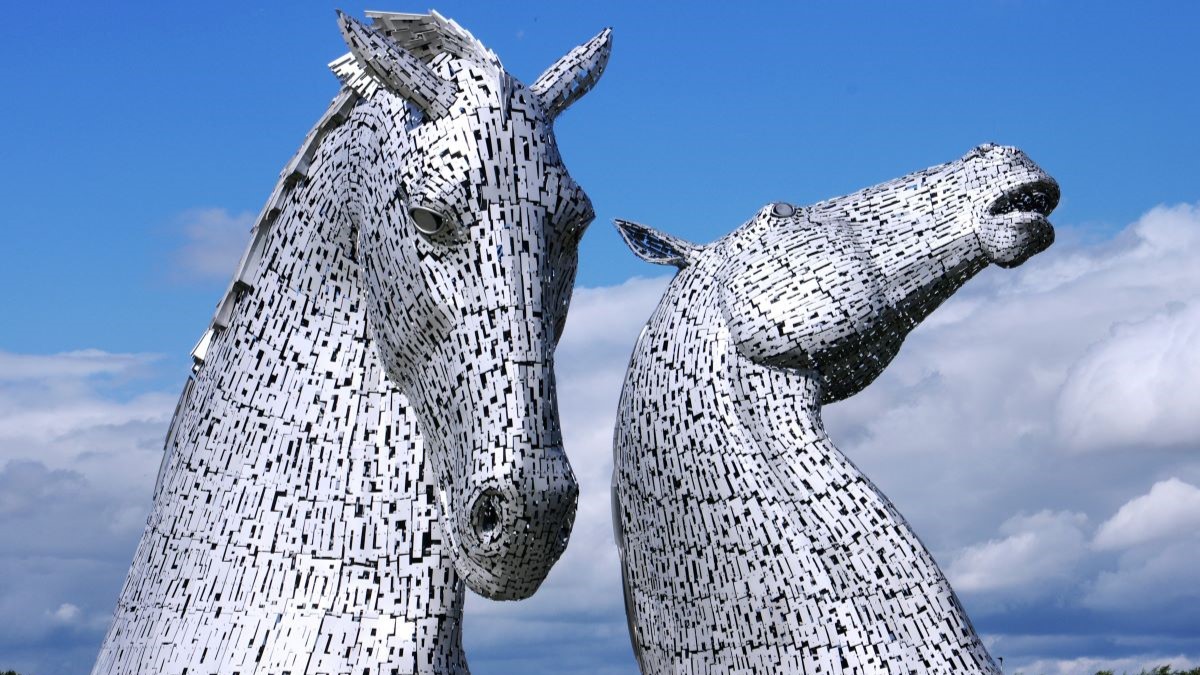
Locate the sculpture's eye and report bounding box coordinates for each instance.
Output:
[410,206,447,236]
[771,202,796,218]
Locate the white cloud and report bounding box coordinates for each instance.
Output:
[1084,538,1200,611]
[0,350,174,491]
[50,603,81,624]
[0,460,86,517]
[947,510,1088,595]
[559,276,670,363]
[1057,302,1200,452]
[1131,203,1200,255]
[0,392,174,444]
[1012,203,1200,298]
[1094,478,1200,551]
[170,207,254,282]
[0,349,158,382]
[1014,653,1200,675]
[0,349,173,665]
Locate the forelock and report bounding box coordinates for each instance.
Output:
[365,10,503,70]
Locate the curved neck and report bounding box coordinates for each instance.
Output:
[615,261,997,673]
[96,91,468,675]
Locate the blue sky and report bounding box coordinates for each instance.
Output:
[1,2,1199,674]
[3,1,1197,367]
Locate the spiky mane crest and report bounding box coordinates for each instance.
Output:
[330,10,502,99]
[191,12,507,367]
[367,10,500,66]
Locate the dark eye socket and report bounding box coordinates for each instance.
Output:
[409,206,446,235]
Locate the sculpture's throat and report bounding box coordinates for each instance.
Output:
[724,346,827,448]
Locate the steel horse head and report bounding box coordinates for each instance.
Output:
[618,143,1059,403]
[335,12,610,599]
[612,144,1059,671]
[94,12,612,675]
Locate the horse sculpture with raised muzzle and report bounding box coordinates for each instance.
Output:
[94,10,609,674]
[612,144,1059,674]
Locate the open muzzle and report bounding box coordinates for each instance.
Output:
[972,145,1061,268]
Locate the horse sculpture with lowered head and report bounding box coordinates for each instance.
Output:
[94,10,609,674]
[612,144,1059,673]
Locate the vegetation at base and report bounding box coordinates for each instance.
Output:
[1099,662,1200,667]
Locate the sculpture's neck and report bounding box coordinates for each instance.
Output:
[617,264,998,673]
[626,265,833,498]
[107,100,468,674]
[198,122,370,408]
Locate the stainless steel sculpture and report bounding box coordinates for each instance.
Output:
[94,10,609,674]
[612,144,1059,673]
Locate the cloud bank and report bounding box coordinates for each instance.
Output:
[3,202,1200,674]
[817,203,1200,671]
[0,351,175,674]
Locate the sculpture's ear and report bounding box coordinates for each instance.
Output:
[530,28,612,121]
[335,10,457,119]
[614,219,698,268]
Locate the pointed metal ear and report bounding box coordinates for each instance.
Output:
[335,10,457,119]
[614,219,697,268]
[531,28,612,121]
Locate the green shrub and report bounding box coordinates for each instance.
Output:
[1099,662,1200,667]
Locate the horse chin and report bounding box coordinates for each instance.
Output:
[463,563,545,601]
[433,504,527,599]
[979,212,1055,268]
[979,175,1059,268]
[450,539,558,601]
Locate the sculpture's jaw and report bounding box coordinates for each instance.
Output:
[979,177,1060,268]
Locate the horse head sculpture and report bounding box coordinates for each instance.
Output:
[336,12,609,599]
[619,143,1058,402]
[611,144,1058,672]
[95,12,610,675]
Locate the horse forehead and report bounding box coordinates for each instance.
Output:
[415,89,558,164]
[717,213,866,285]
[723,210,817,249]
[436,59,543,120]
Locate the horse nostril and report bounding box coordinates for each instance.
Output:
[470,489,505,544]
